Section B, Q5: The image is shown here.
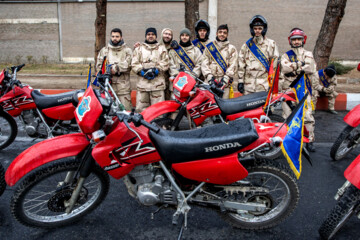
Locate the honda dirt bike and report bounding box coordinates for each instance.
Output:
[142,69,296,159]
[318,154,360,239]
[0,64,84,150]
[6,76,300,236]
[330,104,360,161]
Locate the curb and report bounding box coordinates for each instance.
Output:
[38,89,360,111]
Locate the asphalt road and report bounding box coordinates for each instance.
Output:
[0,111,360,240]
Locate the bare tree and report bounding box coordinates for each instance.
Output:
[313,0,347,70]
[95,0,107,66]
[185,0,199,40]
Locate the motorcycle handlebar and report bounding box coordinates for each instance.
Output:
[116,112,160,133]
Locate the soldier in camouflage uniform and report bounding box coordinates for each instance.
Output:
[281,28,316,152]
[160,28,173,100]
[192,19,212,53]
[168,28,202,95]
[238,15,279,95]
[312,65,338,114]
[201,24,238,99]
[131,27,169,112]
[96,28,132,110]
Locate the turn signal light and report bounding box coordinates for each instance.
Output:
[92,130,106,142]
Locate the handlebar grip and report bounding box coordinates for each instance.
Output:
[140,120,160,133]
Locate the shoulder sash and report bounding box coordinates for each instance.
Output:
[318,69,330,88]
[174,46,196,71]
[192,39,206,53]
[206,42,227,74]
[246,38,270,72]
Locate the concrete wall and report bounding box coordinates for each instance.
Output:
[0,0,359,63]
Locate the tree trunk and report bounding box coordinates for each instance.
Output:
[94,0,107,66]
[313,0,347,70]
[185,0,199,40]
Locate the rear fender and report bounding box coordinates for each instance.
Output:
[344,104,360,128]
[141,100,181,122]
[344,154,360,189]
[271,91,296,103]
[5,133,90,186]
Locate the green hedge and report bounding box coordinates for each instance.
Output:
[328,62,355,75]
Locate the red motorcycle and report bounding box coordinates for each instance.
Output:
[142,70,296,159]
[318,154,360,239]
[330,104,360,161]
[6,79,300,235]
[0,64,84,149]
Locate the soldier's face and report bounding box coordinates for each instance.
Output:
[180,34,190,43]
[216,29,228,41]
[291,38,303,47]
[163,30,173,43]
[253,26,263,37]
[146,32,157,42]
[111,32,122,44]
[198,29,207,39]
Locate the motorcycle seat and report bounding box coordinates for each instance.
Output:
[149,118,259,164]
[31,89,84,109]
[215,91,267,116]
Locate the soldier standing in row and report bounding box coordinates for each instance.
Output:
[131,27,169,112]
[160,28,174,100]
[312,65,338,114]
[192,19,212,53]
[281,28,316,152]
[238,15,279,95]
[96,28,133,110]
[201,24,238,99]
[168,28,202,96]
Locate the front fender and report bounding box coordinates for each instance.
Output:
[344,104,360,127]
[141,100,181,122]
[5,133,90,186]
[344,154,360,189]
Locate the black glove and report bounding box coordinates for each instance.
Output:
[285,72,296,78]
[237,83,244,94]
[170,40,179,49]
[208,76,216,86]
[210,84,224,98]
[216,78,226,90]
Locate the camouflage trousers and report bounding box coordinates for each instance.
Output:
[136,90,165,113]
[244,80,268,95]
[282,95,315,142]
[312,90,338,111]
[112,81,132,111]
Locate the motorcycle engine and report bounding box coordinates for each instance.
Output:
[123,165,177,206]
[21,110,47,137]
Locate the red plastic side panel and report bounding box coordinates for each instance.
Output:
[0,86,36,117]
[344,104,360,128]
[172,153,248,185]
[5,133,89,186]
[42,103,75,120]
[187,89,221,125]
[271,91,296,103]
[75,86,102,134]
[141,100,181,122]
[240,122,287,152]
[226,107,265,122]
[92,122,161,179]
[344,154,360,189]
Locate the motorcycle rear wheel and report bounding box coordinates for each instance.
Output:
[0,110,17,150]
[330,125,359,161]
[0,162,5,196]
[318,185,360,240]
[10,157,110,228]
[219,159,299,229]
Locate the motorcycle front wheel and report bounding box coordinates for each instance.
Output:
[318,185,360,240]
[219,159,299,229]
[10,157,110,228]
[0,110,17,150]
[330,125,359,161]
[0,162,5,196]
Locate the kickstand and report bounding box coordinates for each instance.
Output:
[177,216,186,240]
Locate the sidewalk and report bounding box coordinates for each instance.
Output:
[18,73,360,111]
